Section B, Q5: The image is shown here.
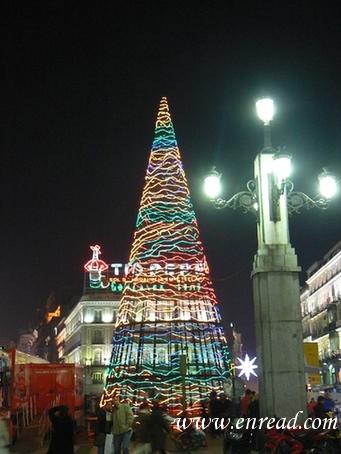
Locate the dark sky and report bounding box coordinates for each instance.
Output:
[2,2,341,355]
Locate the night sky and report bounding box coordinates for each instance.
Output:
[2,2,341,355]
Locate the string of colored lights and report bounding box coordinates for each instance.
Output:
[102,97,232,414]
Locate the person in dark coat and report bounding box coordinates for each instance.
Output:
[149,401,169,454]
[219,393,232,418]
[314,396,327,419]
[208,391,220,418]
[133,405,152,450]
[208,391,221,436]
[248,393,260,419]
[94,403,107,454]
[47,405,74,454]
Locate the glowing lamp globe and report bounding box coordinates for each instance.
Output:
[256,98,274,125]
[272,153,292,182]
[204,171,222,199]
[319,171,337,199]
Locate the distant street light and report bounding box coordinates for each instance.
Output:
[204,97,337,419]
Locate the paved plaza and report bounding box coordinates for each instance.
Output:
[10,420,224,454]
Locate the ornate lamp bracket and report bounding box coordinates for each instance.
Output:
[286,180,330,214]
[212,180,258,215]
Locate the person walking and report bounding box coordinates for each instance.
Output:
[149,401,169,454]
[47,405,75,454]
[208,391,221,436]
[240,389,252,417]
[94,401,107,454]
[0,417,10,454]
[314,396,327,419]
[248,392,259,419]
[307,398,316,417]
[111,396,134,454]
[219,393,232,419]
[133,404,152,454]
[248,393,260,453]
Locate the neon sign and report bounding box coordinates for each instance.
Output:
[110,261,207,276]
[84,245,109,282]
[87,264,203,293]
[84,247,204,294]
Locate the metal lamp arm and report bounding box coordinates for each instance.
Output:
[285,180,330,214]
[211,180,257,213]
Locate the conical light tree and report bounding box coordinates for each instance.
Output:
[103,97,231,413]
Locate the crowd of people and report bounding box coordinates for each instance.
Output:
[44,390,336,454]
[45,391,258,454]
[93,390,259,453]
[307,393,336,419]
[208,389,259,422]
[94,397,171,454]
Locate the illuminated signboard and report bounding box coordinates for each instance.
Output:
[84,246,204,294]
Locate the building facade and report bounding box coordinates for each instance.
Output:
[62,246,124,398]
[63,293,119,396]
[301,241,341,387]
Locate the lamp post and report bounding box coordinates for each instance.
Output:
[204,98,338,419]
[179,354,187,410]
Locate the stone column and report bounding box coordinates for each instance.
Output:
[252,152,307,419]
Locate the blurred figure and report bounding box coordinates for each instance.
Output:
[248,392,259,419]
[111,396,134,454]
[208,391,220,436]
[47,405,74,454]
[208,391,220,418]
[200,400,209,419]
[324,393,335,413]
[240,389,252,417]
[0,417,10,454]
[314,396,327,419]
[133,403,152,454]
[8,415,17,448]
[219,393,232,418]
[139,397,150,412]
[307,397,316,417]
[94,401,107,454]
[149,401,169,454]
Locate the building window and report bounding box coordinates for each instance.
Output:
[92,330,104,344]
[92,371,103,384]
[94,351,102,365]
[102,311,113,323]
[94,310,102,323]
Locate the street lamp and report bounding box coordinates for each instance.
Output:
[203,168,222,199]
[318,170,338,199]
[204,98,338,419]
[256,97,274,125]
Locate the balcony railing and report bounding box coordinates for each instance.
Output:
[84,362,109,367]
[311,325,330,340]
[320,349,341,361]
[63,340,81,355]
[303,328,311,339]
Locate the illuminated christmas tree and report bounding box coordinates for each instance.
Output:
[103,97,231,413]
